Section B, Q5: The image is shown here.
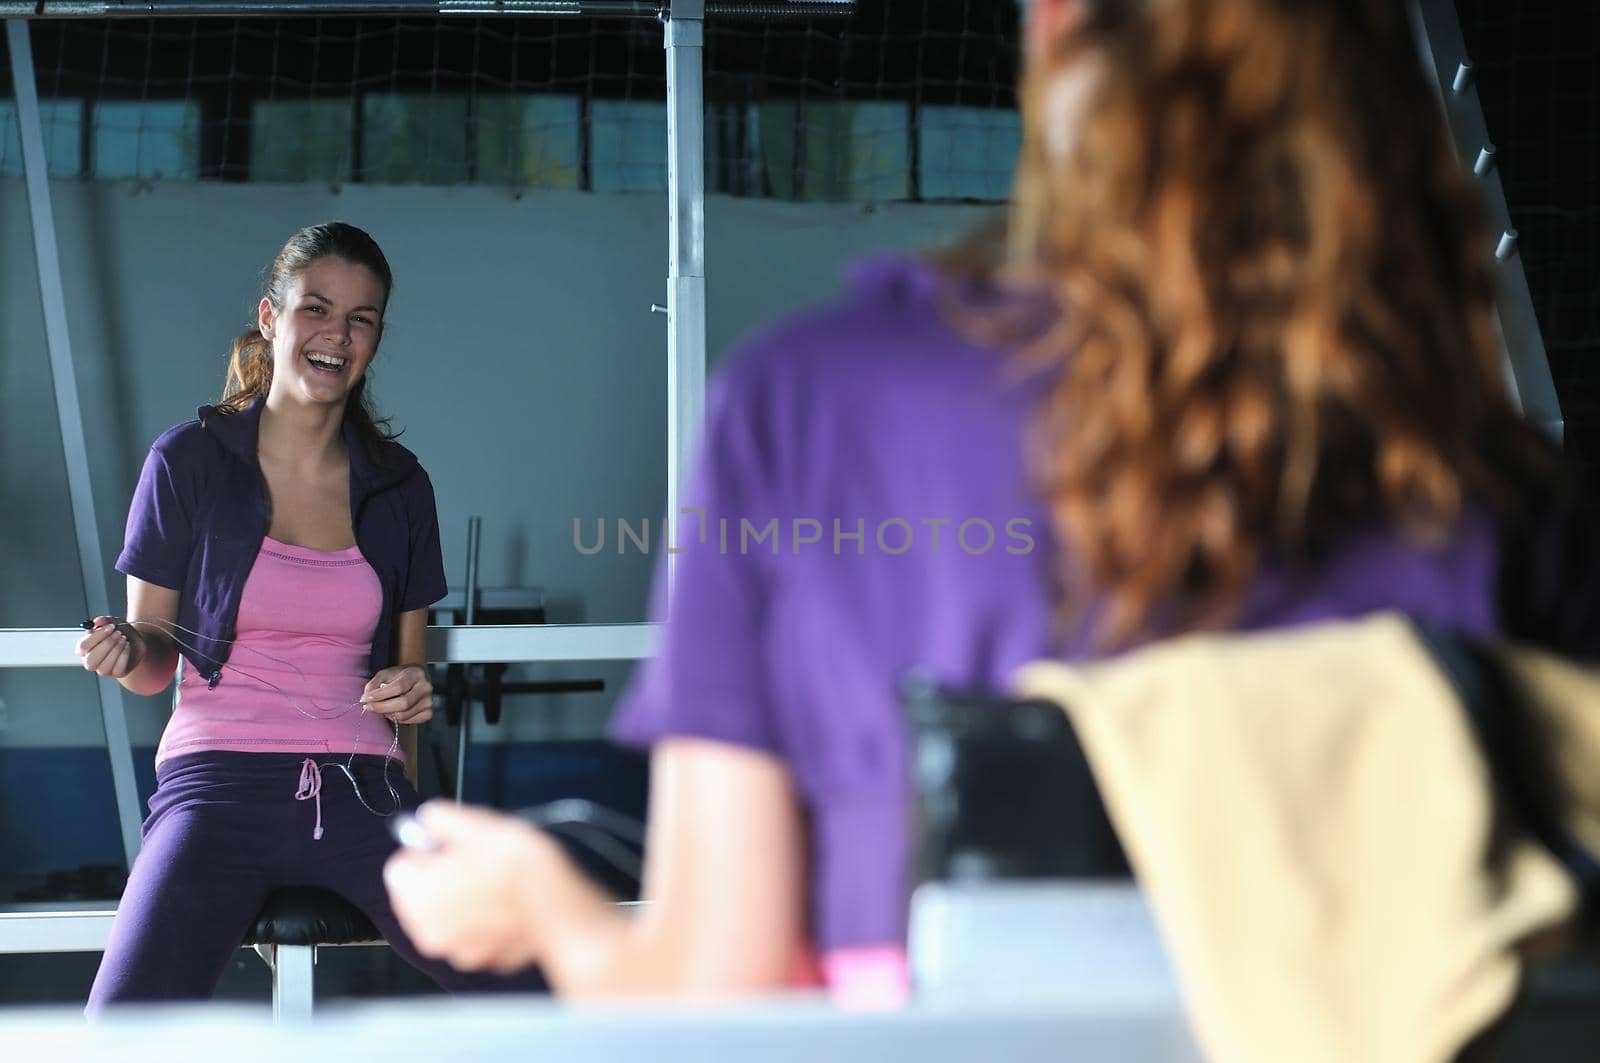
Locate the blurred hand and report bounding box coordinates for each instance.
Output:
[360,664,433,724]
[75,617,144,679]
[384,801,555,973]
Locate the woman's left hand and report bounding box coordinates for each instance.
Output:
[361,664,434,724]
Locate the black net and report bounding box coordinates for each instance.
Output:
[0,3,1019,201]
[2,1,1594,467]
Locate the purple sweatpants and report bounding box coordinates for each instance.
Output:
[86,751,544,1011]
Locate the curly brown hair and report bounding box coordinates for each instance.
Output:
[999,0,1552,644]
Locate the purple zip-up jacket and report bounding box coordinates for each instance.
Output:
[115,397,448,686]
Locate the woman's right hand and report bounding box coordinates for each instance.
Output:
[76,617,145,679]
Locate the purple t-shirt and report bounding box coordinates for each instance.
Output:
[610,255,1518,960]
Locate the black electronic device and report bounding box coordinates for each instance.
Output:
[902,675,1130,886]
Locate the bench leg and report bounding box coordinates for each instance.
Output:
[271,944,316,1022]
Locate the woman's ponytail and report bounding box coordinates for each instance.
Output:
[219,326,273,411]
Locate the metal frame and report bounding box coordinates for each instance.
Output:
[257,943,316,1022]
[0,2,665,17]
[0,909,359,1023]
[665,0,707,597]
[0,907,118,953]
[454,517,483,802]
[0,1,855,18]
[6,20,144,868]
[1409,0,1563,441]
[0,624,660,669]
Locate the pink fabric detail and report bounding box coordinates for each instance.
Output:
[155,537,394,768]
[821,945,911,1010]
[296,758,325,840]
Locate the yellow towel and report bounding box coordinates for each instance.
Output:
[1014,614,1598,1063]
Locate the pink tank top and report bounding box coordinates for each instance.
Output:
[155,536,397,768]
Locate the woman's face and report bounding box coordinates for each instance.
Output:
[259,256,386,411]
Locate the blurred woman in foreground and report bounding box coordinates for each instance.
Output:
[385,0,1581,1005]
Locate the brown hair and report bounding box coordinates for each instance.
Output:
[218,221,398,460]
[991,0,1552,645]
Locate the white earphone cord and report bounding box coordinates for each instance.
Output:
[124,618,651,875]
[131,616,402,818]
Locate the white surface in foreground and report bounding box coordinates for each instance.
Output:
[2,993,1200,1063]
[911,881,1184,1006]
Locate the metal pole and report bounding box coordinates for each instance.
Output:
[663,0,706,597]
[1408,0,1563,442]
[454,515,482,802]
[0,623,660,667]
[6,19,144,867]
[0,2,662,17]
[0,1,851,18]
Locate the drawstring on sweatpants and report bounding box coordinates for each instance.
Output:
[296,758,324,841]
